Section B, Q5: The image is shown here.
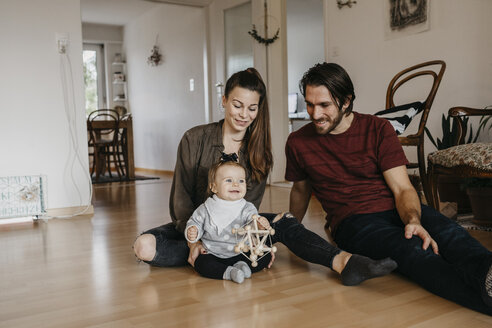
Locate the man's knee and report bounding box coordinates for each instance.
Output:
[133,233,156,261]
[272,212,295,223]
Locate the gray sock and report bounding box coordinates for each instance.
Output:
[223,266,245,284]
[341,255,398,286]
[233,261,252,279]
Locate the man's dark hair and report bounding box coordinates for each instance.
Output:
[299,62,356,115]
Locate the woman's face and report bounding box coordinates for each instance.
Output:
[222,87,260,133]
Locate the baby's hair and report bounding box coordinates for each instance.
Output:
[207,161,247,197]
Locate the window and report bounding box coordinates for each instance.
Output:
[83,44,106,116]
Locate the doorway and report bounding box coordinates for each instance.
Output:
[83,43,106,116]
[286,0,324,132]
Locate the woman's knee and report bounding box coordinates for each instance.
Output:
[133,234,157,261]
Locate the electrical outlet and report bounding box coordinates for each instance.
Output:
[56,33,69,54]
[332,46,340,58]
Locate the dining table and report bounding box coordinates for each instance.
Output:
[87,115,135,180]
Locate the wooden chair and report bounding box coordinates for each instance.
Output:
[87,109,124,181]
[115,113,132,177]
[427,107,492,210]
[385,60,446,204]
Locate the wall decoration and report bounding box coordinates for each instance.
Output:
[248,24,279,45]
[0,175,47,219]
[147,35,163,66]
[248,0,279,46]
[384,0,430,40]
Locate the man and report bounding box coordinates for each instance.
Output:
[285,62,492,315]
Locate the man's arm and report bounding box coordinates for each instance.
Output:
[289,180,312,222]
[383,165,438,254]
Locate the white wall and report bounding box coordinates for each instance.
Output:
[287,0,324,112]
[124,4,207,171]
[82,23,123,42]
[0,0,91,211]
[324,0,492,162]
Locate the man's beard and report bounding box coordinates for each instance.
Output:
[312,109,345,135]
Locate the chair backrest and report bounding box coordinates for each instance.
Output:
[386,60,446,139]
[449,106,492,145]
[87,109,120,143]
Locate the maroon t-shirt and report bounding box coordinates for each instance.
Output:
[285,112,409,232]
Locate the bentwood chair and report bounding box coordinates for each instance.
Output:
[427,107,492,214]
[384,60,446,203]
[87,109,124,181]
[115,113,132,177]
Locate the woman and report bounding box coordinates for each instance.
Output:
[133,68,396,286]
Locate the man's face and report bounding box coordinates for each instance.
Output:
[305,85,348,135]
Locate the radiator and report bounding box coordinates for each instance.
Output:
[0,175,47,219]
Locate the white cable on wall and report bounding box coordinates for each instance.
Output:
[43,43,93,219]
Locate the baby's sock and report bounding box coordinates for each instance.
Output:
[341,255,398,286]
[233,261,252,279]
[223,266,245,284]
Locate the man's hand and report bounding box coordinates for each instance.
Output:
[405,223,439,255]
[187,241,206,267]
[187,226,198,241]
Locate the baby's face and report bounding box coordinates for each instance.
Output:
[211,165,247,201]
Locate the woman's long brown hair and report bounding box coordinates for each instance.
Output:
[224,68,273,182]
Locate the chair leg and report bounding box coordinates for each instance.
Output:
[104,146,113,178]
[94,147,101,182]
[115,144,126,178]
[417,143,429,205]
[427,162,439,210]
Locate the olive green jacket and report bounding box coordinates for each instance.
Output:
[170,120,267,233]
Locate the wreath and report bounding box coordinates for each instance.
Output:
[248,24,279,45]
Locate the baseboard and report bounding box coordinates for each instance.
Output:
[45,205,94,218]
[135,167,174,176]
[270,181,293,188]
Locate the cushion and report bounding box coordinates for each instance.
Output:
[428,143,492,171]
[375,102,423,135]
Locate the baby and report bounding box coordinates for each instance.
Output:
[185,160,272,283]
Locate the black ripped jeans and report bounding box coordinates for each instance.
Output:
[140,212,342,270]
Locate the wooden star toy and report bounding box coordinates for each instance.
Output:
[231,214,277,267]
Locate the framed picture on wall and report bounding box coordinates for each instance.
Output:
[384,0,430,40]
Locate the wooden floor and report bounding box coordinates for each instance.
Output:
[1,173,492,327]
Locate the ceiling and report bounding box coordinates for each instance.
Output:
[81,0,212,26]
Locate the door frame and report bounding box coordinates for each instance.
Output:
[206,0,289,183]
[83,43,107,111]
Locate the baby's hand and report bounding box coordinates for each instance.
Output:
[257,216,271,230]
[187,226,198,241]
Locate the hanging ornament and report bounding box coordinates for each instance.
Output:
[147,35,162,66]
[248,24,279,45]
[248,0,279,46]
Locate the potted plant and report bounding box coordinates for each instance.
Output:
[461,178,492,226]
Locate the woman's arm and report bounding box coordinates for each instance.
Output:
[169,131,200,233]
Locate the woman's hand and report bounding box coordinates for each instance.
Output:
[187,241,207,267]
